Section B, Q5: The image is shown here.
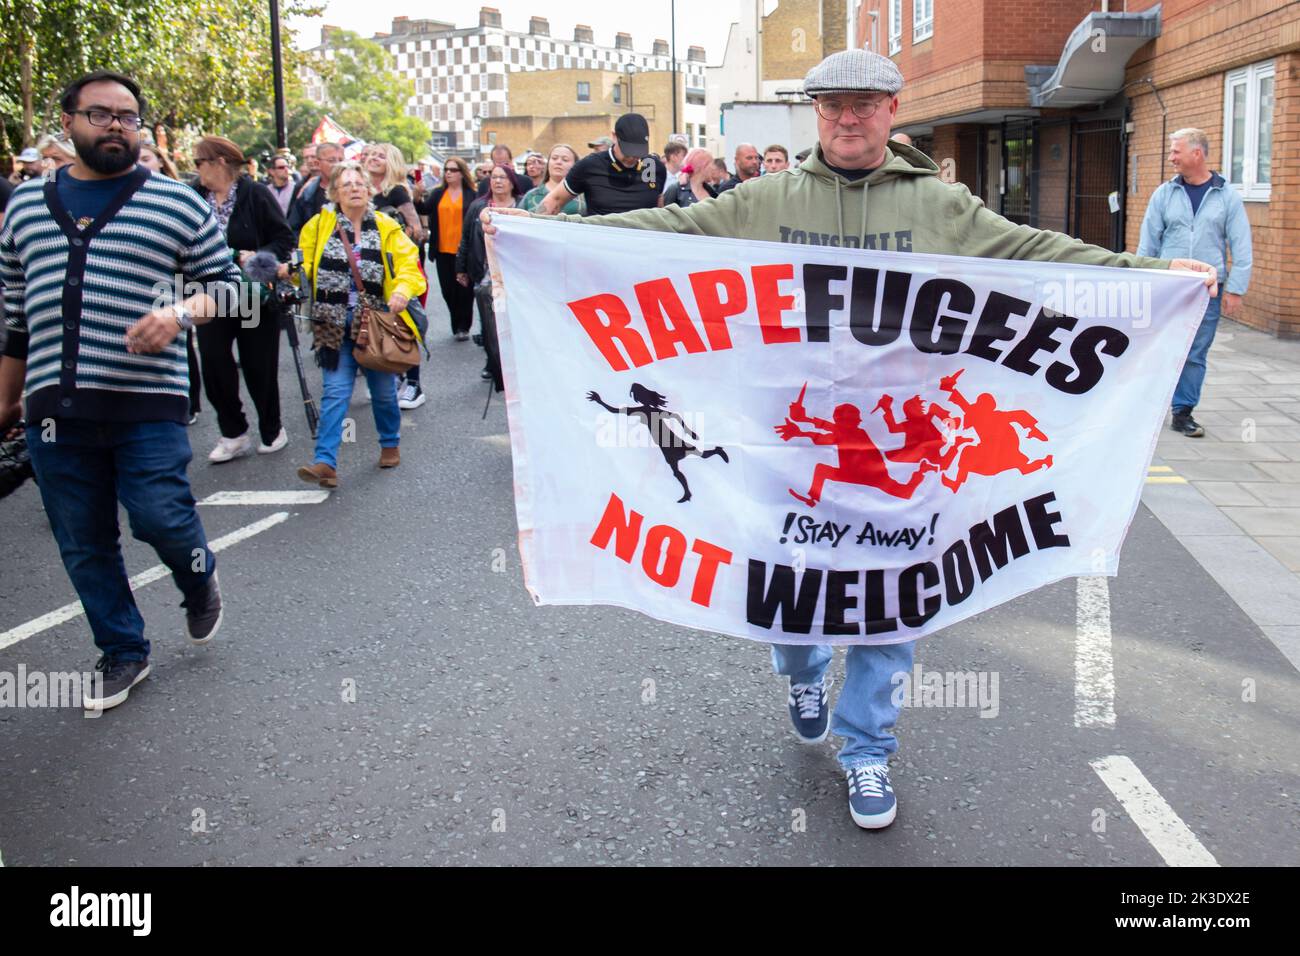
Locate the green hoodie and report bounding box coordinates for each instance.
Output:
[553,141,1168,270]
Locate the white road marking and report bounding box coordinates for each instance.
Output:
[0,512,290,652]
[1090,755,1220,867]
[199,490,330,506]
[476,434,511,447]
[1075,575,1116,728]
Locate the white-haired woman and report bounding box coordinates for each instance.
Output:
[294,162,426,488]
[38,134,76,171]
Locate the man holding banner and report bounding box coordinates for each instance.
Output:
[484,49,1218,831]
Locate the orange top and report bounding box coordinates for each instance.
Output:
[437,190,464,255]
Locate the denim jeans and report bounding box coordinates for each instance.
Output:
[313,314,401,469]
[1172,290,1223,414]
[771,640,917,769]
[25,419,215,663]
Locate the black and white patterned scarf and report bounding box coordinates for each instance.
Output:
[311,210,385,369]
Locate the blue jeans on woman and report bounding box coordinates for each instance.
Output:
[771,640,916,769]
[313,313,401,468]
[25,419,215,663]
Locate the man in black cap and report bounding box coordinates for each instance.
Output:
[540,114,665,216]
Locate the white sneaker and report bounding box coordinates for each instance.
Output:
[398,383,426,409]
[257,427,288,454]
[208,432,253,463]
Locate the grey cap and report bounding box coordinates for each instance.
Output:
[17,147,40,163]
[804,49,904,97]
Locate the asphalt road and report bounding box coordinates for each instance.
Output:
[1,299,1297,866]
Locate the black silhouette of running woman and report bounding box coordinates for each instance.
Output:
[587,384,729,503]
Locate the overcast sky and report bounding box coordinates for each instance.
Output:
[289,0,747,65]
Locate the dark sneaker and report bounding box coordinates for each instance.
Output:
[183,571,223,645]
[788,676,831,743]
[84,656,151,711]
[846,763,897,829]
[1171,411,1205,438]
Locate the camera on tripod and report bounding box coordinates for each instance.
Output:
[273,249,308,308]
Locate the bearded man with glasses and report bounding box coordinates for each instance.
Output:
[0,70,242,711]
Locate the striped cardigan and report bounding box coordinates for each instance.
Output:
[1,167,241,424]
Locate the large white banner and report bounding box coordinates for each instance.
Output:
[490,215,1207,645]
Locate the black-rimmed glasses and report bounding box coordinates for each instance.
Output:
[68,109,144,131]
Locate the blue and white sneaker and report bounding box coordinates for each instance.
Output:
[846,763,897,829]
[788,677,831,743]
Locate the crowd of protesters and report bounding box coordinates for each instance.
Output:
[0,57,1241,841]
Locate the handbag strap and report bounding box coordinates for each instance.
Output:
[334,221,370,300]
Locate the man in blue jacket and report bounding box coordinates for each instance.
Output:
[1139,128,1253,438]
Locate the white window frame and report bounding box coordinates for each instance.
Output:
[913,0,933,42]
[1223,59,1274,202]
[577,81,591,103]
[889,0,902,55]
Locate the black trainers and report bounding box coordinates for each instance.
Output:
[84,656,151,711]
[1171,411,1205,438]
[183,571,223,645]
[788,676,832,743]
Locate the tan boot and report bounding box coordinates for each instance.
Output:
[379,446,400,468]
[297,462,338,488]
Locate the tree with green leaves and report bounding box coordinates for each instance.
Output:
[304,31,431,162]
[0,0,319,155]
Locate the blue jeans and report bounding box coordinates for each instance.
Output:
[313,315,401,468]
[25,419,215,663]
[771,640,916,769]
[1172,290,1223,414]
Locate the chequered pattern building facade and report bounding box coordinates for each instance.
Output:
[306,11,707,155]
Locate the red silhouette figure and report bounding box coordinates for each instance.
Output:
[873,393,972,469]
[938,369,1052,493]
[775,383,936,506]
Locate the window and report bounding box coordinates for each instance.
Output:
[613,82,622,104]
[889,0,903,55]
[1223,60,1274,201]
[913,0,933,42]
[577,81,591,102]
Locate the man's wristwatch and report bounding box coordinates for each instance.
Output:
[173,304,195,331]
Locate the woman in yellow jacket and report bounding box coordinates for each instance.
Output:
[294,162,427,488]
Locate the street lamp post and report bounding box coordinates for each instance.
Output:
[269,0,288,150]
[670,0,678,137]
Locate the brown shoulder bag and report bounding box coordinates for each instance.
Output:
[335,223,421,374]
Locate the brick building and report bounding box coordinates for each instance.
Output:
[862,0,1297,335]
[482,51,709,160]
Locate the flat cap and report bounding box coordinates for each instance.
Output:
[804,49,904,97]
